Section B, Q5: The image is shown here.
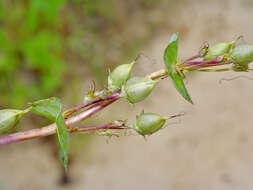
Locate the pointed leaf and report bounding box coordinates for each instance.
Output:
[170,71,193,104]
[163,33,193,104]
[29,97,61,121]
[29,97,69,169]
[163,33,178,72]
[56,113,69,171]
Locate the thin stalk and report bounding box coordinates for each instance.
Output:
[70,121,129,133]
[195,68,233,72]
[0,93,120,145]
[181,60,231,71]
[0,67,168,145]
[145,69,168,80]
[164,112,185,120]
[63,68,167,118]
[63,90,120,118]
[182,54,200,63]
[182,41,209,64]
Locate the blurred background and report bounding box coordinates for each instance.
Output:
[1,0,253,189]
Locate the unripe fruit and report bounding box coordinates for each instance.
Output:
[108,62,135,91]
[204,41,235,61]
[120,77,157,104]
[0,109,27,133]
[232,64,249,72]
[132,111,166,136]
[228,44,253,66]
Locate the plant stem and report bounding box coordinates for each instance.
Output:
[63,68,167,118]
[63,90,120,118]
[70,121,129,133]
[0,92,120,145]
[182,54,200,63]
[181,60,231,71]
[0,67,168,146]
[145,69,168,79]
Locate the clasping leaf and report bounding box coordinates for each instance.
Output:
[29,97,69,170]
[163,33,193,104]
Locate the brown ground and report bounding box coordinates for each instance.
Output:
[1,0,253,189]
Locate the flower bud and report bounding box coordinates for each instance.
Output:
[132,111,166,136]
[228,44,253,66]
[204,41,235,61]
[0,109,27,133]
[120,77,157,104]
[108,62,135,91]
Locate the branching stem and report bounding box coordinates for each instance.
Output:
[0,68,168,145]
[0,92,120,145]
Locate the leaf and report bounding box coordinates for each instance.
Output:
[29,97,68,170]
[170,71,193,104]
[163,33,193,104]
[163,33,178,73]
[29,97,61,121]
[56,112,69,171]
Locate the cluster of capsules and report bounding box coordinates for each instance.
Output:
[105,34,253,138]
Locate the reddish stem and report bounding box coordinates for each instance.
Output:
[70,123,129,133]
[183,55,200,63]
[64,90,120,118]
[0,91,120,145]
[0,67,169,146]
[182,59,231,70]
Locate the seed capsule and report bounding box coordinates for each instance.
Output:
[120,77,157,104]
[228,44,253,66]
[204,41,235,61]
[108,62,135,91]
[232,63,249,72]
[0,109,27,133]
[132,111,166,136]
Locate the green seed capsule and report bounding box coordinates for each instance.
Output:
[108,61,135,91]
[0,109,27,133]
[132,111,166,136]
[232,63,249,72]
[228,44,253,66]
[204,41,235,61]
[120,77,157,104]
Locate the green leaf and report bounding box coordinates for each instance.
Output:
[163,33,178,73]
[56,112,69,171]
[29,97,61,121]
[163,33,193,104]
[170,71,193,104]
[29,97,69,170]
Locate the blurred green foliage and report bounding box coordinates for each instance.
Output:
[0,0,66,108]
[0,0,169,109]
[0,0,186,157]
